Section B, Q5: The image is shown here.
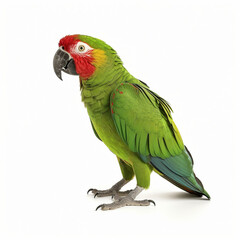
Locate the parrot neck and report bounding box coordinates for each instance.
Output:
[81,65,134,118]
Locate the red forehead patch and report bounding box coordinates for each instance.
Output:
[59,35,79,48]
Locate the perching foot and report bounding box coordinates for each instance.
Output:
[96,197,155,210]
[96,186,156,211]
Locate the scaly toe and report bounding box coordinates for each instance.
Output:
[87,188,116,198]
[95,196,156,210]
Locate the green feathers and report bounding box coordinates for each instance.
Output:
[75,35,210,199]
[150,148,210,199]
[110,82,184,159]
[110,81,210,199]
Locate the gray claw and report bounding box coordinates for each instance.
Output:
[87,188,93,194]
[96,204,104,211]
[148,200,156,206]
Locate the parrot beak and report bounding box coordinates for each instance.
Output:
[53,46,78,80]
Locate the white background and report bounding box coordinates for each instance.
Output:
[0,0,239,239]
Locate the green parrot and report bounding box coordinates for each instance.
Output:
[53,34,210,210]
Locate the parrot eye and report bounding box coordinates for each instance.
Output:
[75,42,92,54]
[78,45,85,52]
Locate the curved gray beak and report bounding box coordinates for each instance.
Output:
[53,46,78,80]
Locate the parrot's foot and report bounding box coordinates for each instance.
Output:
[87,178,130,198]
[112,190,132,201]
[96,197,155,211]
[96,186,156,211]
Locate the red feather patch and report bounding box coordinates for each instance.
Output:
[72,51,96,79]
[59,35,96,79]
[59,35,78,51]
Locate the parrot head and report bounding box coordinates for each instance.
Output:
[53,34,121,81]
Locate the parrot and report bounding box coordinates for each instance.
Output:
[53,34,210,210]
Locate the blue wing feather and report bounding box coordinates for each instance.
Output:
[142,147,210,199]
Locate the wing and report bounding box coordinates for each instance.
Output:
[110,82,184,159]
[110,82,210,198]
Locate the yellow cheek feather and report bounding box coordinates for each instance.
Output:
[92,49,107,68]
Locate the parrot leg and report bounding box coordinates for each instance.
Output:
[96,186,155,211]
[87,178,132,198]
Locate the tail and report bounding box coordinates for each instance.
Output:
[149,147,210,199]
